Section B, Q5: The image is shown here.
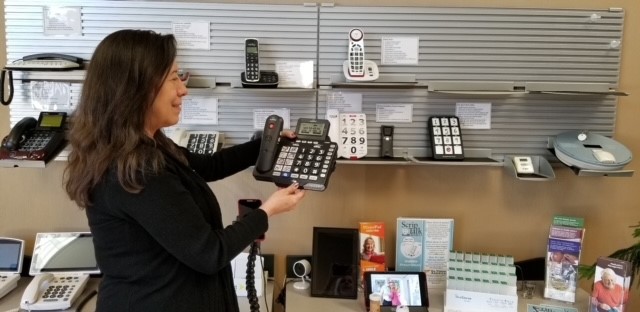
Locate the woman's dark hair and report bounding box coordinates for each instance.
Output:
[64,29,186,208]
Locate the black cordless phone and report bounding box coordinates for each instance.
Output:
[381,125,394,158]
[244,38,260,82]
[253,115,338,191]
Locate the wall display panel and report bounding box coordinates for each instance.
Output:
[4,0,319,148]
[318,90,617,161]
[3,1,625,164]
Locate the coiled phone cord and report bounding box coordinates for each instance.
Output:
[245,241,260,312]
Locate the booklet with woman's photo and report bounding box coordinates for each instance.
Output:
[589,257,630,312]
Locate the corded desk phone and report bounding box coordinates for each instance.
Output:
[253,115,338,191]
[21,232,99,311]
[2,53,84,106]
[171,128,224,155]
[0,111,68,163]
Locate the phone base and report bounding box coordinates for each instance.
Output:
[342,60,379,82]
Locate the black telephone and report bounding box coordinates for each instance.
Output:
[253,115,338,191]
[240,38,278,88]
[0,111,68,162]
[2,53,84,106]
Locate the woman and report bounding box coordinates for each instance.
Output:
[64,29,305,311]
[361,236,378,260]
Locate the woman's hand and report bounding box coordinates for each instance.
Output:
[280,129,297,139]
[260,183,306,217]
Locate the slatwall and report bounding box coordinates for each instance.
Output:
[4,1,625,162]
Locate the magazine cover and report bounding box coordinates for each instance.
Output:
[589,257,630,312]
[359,222,386,284]
[396,217,454,289]
[543,219,584,303]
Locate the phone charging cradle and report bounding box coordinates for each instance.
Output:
[342,60,379,82]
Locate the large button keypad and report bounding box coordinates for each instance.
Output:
[18,131,54,151]
[271,140,336,184]
[186,133,217,155]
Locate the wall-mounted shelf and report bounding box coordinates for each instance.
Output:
[504,155,556,181]
[525,82,628,96]
[325,74,420,89]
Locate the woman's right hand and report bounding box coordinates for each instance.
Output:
[260,183,306,217]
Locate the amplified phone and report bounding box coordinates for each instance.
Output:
[253,115,338,191]
[5,53,83,71]
[0,237,25,299]
[170,129,224,155]
[238,199,265,241]
[342,28,379,82]
[21,232,99,311]
[0,111,68,162]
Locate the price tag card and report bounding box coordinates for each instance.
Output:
[339,113,367,159]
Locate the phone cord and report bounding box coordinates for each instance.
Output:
[1,69,14,106]
[246,241,260,312]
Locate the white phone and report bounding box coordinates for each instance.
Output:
[513,156,535,174]
[21,232,98,311]
[0,237,24,299]
[20,273,90,310]
[171,129,224,155]
[342,28,379,81]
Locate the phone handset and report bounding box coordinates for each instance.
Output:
[1,117,37,150]
[21,273,54,306]
[255,115,284,174]
[343,28,379,81]
[244,38,260,82]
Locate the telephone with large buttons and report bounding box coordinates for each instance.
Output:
[253,115,338,191]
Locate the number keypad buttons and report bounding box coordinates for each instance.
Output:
[428,116,465,160]
[270,140,337,189]
[338,113,367,159]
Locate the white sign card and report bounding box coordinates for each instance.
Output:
[172,21,211,50]
[381,37,419,65]
[43,6,82,36]
[30,81,71,110]
[326,92,362,113]
[455,102,492,129]
[180,96,218,125]
[275,60,314,88]
[253,109,291,130]
[376,104,413,123]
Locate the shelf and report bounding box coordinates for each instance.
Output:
[525,82,627,96]
[504,155,556,181]
[326,73,420,89]
[337,156,412,165]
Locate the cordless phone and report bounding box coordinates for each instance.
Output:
[244,38,260,82]
[347,29,365,77]
[342,28,379,81]
[253,115,338,191]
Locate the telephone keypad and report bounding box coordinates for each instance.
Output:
[270,140,337,188]
[428,116,465,160]
[18,131,54,151]
[40,276,81,301]
[186,133,217,155]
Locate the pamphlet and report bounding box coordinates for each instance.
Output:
[396,217,454,289]
[589,257,630,312]
[543,216,585,303]
[359,222,386,284]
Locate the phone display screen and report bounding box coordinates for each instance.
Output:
[30,232,100,274]
[246,46,258,54]
[0,240,22,272]
[298,122,325,137]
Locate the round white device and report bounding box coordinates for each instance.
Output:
[292,259,311,290]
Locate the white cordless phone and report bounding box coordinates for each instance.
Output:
[347,29,365,77]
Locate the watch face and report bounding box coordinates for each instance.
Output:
[349,29,363,41]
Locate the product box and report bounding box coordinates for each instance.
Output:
[543,216,585,303]
[589,257,630,312]
[444,288,517,312]
[396,217,454,289]
[359,222,387,282]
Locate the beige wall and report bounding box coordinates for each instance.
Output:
[1,0,638,310]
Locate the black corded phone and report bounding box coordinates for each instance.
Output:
[0,111,68,162]
[2,53,84,106]
[252,115,338,191]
